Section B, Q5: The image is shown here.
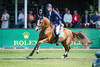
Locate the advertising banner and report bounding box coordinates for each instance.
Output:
[0,29,100,48]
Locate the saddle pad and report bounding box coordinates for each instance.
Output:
[59,32,64,38]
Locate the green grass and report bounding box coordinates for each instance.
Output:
[0,49,98,67]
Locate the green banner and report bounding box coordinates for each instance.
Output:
[0,29,100,48]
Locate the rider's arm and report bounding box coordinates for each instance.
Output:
[53,9,62,24]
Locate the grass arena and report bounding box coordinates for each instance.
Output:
[0,49,99,67]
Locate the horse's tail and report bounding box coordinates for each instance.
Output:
[72,31,93,47]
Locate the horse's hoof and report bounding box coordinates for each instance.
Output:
[36,50,39,54]
[36,52,39,54]
[26,56,30,59]
[61,56,65,59]
[61,55,68,59]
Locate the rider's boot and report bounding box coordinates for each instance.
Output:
[56,35,59,46]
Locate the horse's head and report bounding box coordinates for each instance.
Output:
[35,17,50,32]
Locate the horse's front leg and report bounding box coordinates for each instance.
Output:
[26,44,39,59]
[26,38,48,59]
[36,45,39,54]
[36,38,49,54]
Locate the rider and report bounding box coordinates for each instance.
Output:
[46,3,63,46]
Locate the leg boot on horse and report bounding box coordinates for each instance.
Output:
[36,45,39,54]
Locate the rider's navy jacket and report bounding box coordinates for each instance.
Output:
[46,9,62,26]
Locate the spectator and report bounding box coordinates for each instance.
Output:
[92,10,99,28]
[63,9,72,28]
[82,10,90,28]
[64,8,68,13]
[32,11,36,28]
[62,8,68,18]
[1,9,10,29]
[72,10,81,28]
[15,9,24,28]
[27,11,34,28]
[55,8,60,14]
[96,14,100,28]
[55,8,62,17]
[62,8,68,17]
[33,11,36,21]
[37,9,44,20]
[62,8,68,27]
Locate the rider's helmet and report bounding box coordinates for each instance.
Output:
[46,3,52,8]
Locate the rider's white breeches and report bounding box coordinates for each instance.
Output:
[56,25,63,35]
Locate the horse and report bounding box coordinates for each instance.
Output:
[26,17,93,59]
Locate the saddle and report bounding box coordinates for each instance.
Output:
[51,25,64,38]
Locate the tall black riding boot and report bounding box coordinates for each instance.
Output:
[56,35,59,46]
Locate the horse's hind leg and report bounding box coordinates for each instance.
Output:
[61,41,68,58]
[61,38,71,59]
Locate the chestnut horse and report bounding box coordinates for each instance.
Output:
[26,17,92,59]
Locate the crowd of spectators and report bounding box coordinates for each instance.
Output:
[62,8,100,28]
[0,8,100,29]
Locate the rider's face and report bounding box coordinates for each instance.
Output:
[47,7,52,11]
[39,11,42,14]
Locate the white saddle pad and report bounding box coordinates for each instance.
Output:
[59,30,64,38]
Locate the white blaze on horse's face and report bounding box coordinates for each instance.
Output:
[35,19,44,32]
[35,20,40,32]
